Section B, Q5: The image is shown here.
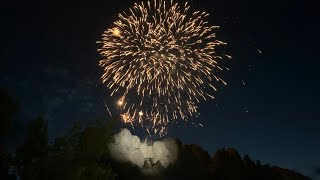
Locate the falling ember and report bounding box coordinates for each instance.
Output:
[97,0,227,136]
[112,28,121,37]
[256,48,262,54]
[117,99,123,106]
[241,80,246,86]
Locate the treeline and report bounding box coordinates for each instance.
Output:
[110,141,311,180]
[0,118,312,180]
[163,144,311,180]
[1,117,117,180]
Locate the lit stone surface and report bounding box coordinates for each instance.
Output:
[109,128,178,169]
[140,143,154,159]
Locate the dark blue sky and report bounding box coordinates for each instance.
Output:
[1,0,319,178]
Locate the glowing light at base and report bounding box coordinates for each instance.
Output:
[98,0,228,136]
[109,128,179,174]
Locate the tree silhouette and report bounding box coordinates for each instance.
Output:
[243,154,255,168]
[47,120,116,180]
[0,89,17,139]
[16,117,48,180]
[211,148,245,180]
[0,89,17,180]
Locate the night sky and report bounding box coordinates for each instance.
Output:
[1,0,319,178]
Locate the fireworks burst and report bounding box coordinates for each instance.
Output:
[98,0,228,136]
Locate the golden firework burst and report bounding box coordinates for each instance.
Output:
[98,0,227,136]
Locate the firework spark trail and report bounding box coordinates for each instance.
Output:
[98,0,227,136]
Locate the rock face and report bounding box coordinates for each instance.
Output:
[109,128,178,171]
